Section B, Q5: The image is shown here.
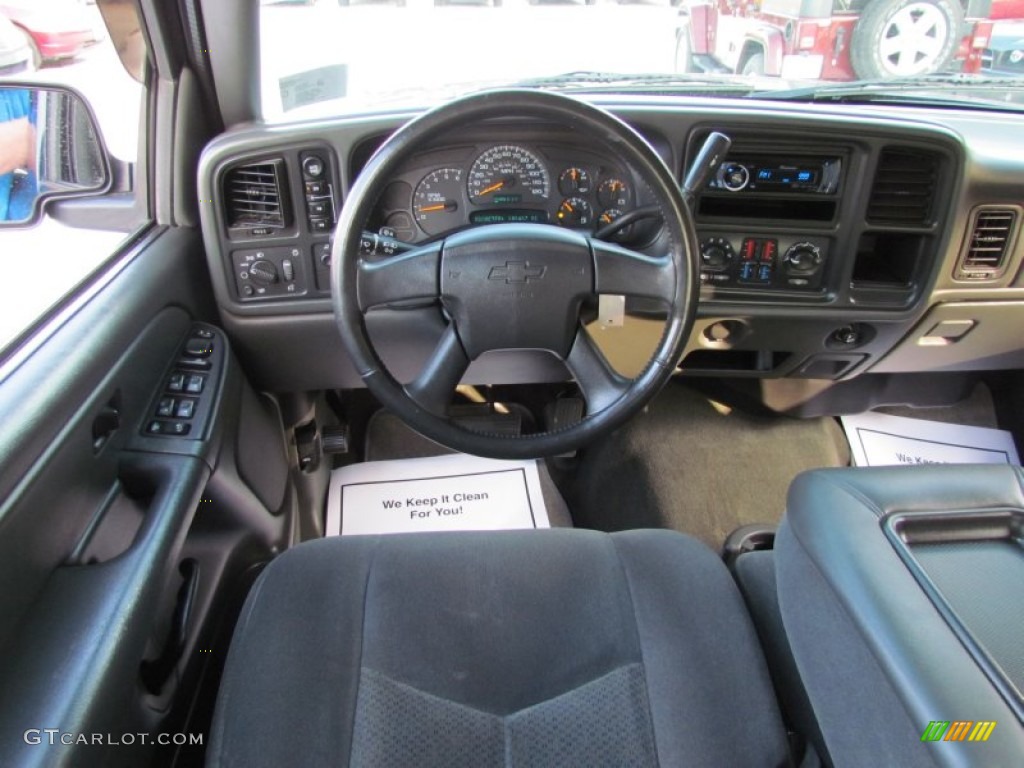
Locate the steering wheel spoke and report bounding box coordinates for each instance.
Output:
[357,242,443,311]
[404,325,470,417]
[565,327,631,414]
[591,239,677,304]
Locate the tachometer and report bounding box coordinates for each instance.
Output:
[467,145,550,206]
[413,167,463,236]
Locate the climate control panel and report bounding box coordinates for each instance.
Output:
[698,233,829,292]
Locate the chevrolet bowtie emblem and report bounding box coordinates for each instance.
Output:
[487,261,547,284]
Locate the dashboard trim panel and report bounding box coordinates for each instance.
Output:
[197,97,1023,392]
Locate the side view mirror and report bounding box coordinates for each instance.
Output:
[0,84,111,227]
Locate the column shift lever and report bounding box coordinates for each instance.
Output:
[682,132,732,208]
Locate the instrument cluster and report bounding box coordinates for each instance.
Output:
[372,142,647,244]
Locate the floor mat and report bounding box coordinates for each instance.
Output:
[568,382,850,551]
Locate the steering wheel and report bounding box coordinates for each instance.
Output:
[331,89,698,459]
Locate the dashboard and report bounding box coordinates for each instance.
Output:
[196,98,1024,407]
[368,141,651,244]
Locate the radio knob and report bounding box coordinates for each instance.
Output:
[720,163,750,192]
[783,242,823,275]
[249,259,280,285]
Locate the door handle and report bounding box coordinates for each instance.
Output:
[91,393,122,453]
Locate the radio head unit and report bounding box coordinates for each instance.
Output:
[708,156,842,194]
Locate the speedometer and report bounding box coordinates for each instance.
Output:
[467,145,550,206]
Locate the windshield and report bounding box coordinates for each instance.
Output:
[259,0,1024,119]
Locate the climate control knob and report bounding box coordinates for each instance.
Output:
[783,242,823,275]
[700,237,735,270]
[248,259,280,285]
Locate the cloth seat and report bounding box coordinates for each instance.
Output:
[207,528,790,767]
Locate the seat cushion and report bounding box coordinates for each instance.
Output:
[207,529,789,767]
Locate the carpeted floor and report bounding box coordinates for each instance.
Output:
[567,382,850,551]
[357,381,1005,552]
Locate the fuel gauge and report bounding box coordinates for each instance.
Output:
[556,197,592,228]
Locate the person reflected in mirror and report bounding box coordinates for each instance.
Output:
[0,89,37,221]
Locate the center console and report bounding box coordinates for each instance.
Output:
[775,466,1024,765]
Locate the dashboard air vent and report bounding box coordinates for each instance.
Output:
[224,159,287,231]
[867,149,939,225]
[957,207,1017,279]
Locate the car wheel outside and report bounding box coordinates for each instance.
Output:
[850,0,963,79]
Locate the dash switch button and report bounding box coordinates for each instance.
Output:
[185,339,214,357]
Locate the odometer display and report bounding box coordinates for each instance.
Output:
[468,145,550,205]
[469,210,548,225]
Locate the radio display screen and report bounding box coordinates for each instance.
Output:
[755,167,819,186]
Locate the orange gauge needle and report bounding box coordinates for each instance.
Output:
[418,203,447,213]
[477,181,504,197]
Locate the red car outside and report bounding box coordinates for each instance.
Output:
[0,0,94,69]
[990,0,1024,17]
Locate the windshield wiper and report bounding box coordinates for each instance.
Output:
[511,71,756,96]
[755,73,1024,106]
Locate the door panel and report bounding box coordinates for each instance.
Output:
[0,227,290,766]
